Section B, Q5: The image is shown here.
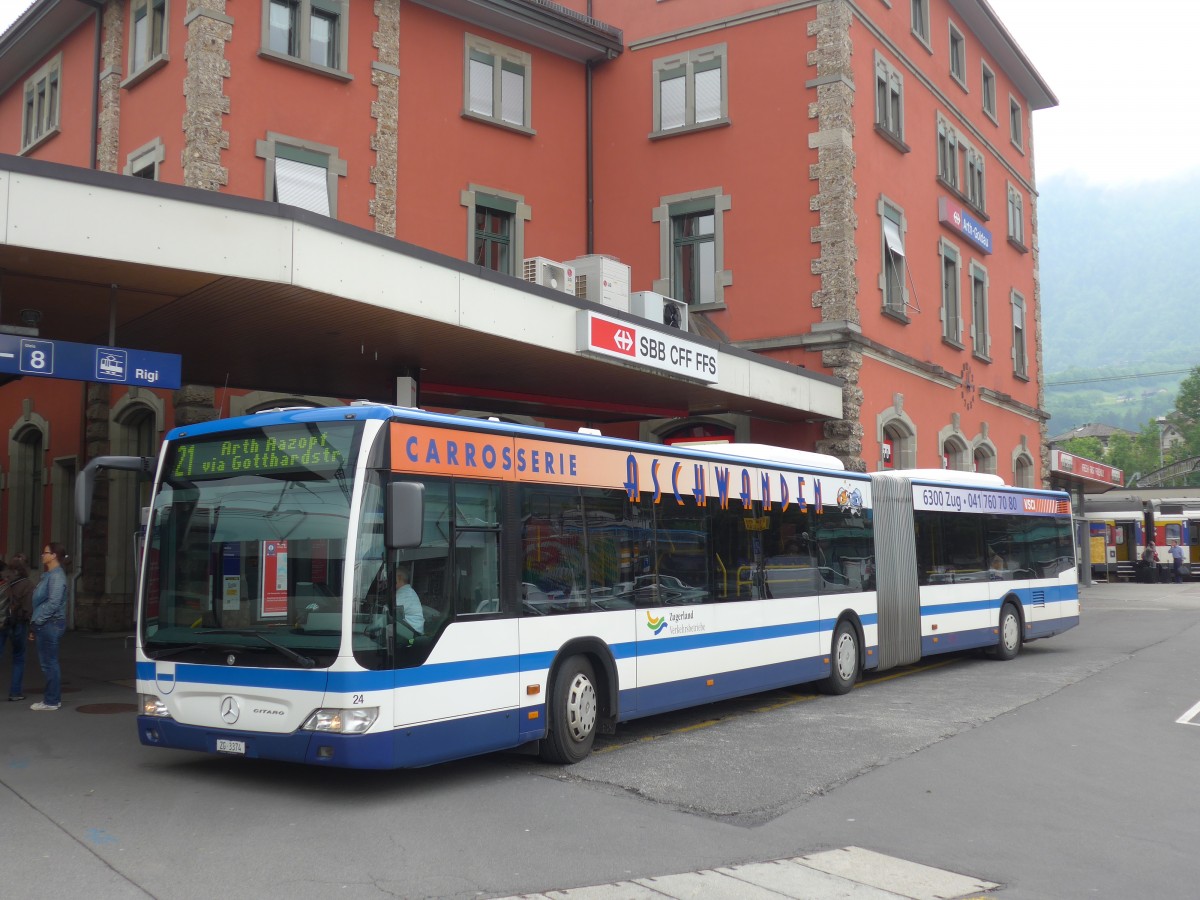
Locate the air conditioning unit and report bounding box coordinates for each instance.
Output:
[568,255,631,313]
[631,291,689,331]
[522,257,575,295]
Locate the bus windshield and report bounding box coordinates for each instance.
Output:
[140,421,363,667]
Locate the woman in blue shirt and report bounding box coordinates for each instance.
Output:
[30,542,69,711]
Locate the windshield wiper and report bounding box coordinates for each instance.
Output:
[194,629,316,668]
[146,641,242,661]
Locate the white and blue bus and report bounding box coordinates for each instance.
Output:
[78,404,1079,769]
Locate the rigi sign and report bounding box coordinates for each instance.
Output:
[577,310,719,384]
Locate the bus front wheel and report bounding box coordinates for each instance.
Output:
[540,656,598,764]
[819,620,859,695]
[992,602,1022,661]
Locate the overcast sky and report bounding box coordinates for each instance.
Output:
[1,0,1193,187]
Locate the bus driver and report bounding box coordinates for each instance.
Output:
[394,566,425,635]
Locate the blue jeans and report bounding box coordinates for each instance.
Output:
[34,618,65,706]
[2,622,27,697]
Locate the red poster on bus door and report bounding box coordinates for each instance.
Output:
[261,540,289,617]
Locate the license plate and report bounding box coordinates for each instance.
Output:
[216,739,246,754]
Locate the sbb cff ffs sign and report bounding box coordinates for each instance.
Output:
[578,311,719,384]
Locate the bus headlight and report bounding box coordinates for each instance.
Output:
[139,694,172,718]
[301,707,379,734]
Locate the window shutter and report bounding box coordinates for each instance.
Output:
[694,67,721,123]
[274,157,330,216]
[500,65,524,125]
[660,74,685,130]
[469,57,493,117]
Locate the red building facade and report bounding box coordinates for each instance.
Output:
[0,0,1053,627]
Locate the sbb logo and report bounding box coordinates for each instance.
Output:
[590,317,637,357]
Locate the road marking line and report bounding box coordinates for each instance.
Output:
[1175,698,1200,726]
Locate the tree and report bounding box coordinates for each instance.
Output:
[1058,436,1105,461]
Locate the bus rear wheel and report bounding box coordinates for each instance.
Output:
[540,656,598,764]
[819,620,859,695]
[992,601,1022,661]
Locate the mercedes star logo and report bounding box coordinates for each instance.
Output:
[220,696,240,724]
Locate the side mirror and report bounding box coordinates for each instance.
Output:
[385,481,424,549]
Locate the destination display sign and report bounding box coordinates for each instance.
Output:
[169,423,358,480]
[0,334,181,389]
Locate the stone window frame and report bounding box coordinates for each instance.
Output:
[938,418,970,471]
[969,259,990,362]
[1011,289,1028,380]
[1009,94,1024,153]
[877,395,917,470]
[936,115,960,192]
[972,429,998,475]
[231,391,335,416]
[1012,442,1035,488]
[460,184,531,276]
[124,0,170,88]
[652,187,732,310]
[650,43,729,140]
[938,114,985,217]
[910,0,931,49]
[255,132,347,217]
[980,60,997,123]
[948,20,967,89]
[1006,181,1026,250]
[463,34,534,135]
[874,52,907,150]
[20,53,62,154]
[6,409,50,561]
[879,195,910,322]
[124,137,165,179]
[939,238,964,348]
[259,0,352,81]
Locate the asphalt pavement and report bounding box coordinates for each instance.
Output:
[2,578,1197,899]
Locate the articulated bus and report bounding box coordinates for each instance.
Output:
[78,404,1078,769]
[1083,494,1200,581]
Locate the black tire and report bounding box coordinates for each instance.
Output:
[993,601,1022,661]
[819,619,859,695]
[539,656,598,764]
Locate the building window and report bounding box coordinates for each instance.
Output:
[1007,183,1025,247]
[878,397,917,470]
[1009,96,1024,151]
[464,35,532,132]
[942,434,970,471]
[880,199,908,318]
[970,262,989,360]
[255,133,347,217]
[652,44,728,137]
[261,0,349,74]
[130,0,167,74]
[973,442,997,475]
[948,23,966,86]
[461,185,530,276]
[1013,452,1034,488]
[940,240,962,345]
[652,189,731,308]
[911,0,930,45]
[475,200,513,274]
[965,148,985,212]
[875,53,905,144]
[124,138,165,179]
[981,62,997,121]
[1012,290,1028,378]
[937,119,959,191]
[21,54,62,153]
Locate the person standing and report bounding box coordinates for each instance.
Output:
[1170,539,1185,584]
[1,554,33,701]
[1141,542,1158,584]
[30,542,69,711]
